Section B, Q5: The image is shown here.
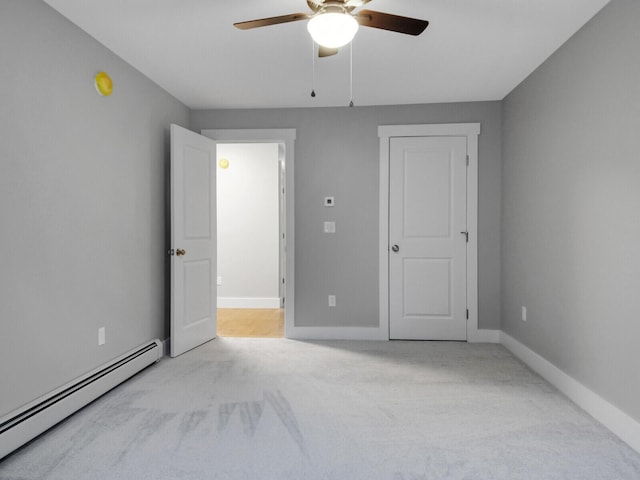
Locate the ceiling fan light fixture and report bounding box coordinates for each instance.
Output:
[307,12,359,49]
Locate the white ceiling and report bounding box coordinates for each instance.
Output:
[43,0,610,110]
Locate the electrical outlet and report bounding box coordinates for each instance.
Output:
[522,306,527,322]
[217,276,222,286]
[98,327,106,346]
[328,295,336,307]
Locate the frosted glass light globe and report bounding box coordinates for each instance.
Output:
[307,13,359,49]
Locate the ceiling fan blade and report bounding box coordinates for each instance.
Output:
[318,46,339,58]
[234,13,310,30]
[307,0,323,12]
[356,9,429,36]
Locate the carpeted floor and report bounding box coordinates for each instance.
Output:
[1,339,639,479]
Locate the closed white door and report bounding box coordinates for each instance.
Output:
[389,136,468,340]
[170,124,217,357]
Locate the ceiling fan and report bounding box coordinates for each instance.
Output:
[234,0,429,58]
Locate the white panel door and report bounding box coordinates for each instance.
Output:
[170,124,217,357]
[389,136,467,340]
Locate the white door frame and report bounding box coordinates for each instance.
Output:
[379,123,484,342]
[201,128,296,338]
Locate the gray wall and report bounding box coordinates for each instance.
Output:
[0,0,189,417]
[192,102,502,330]
[502,0,640,421]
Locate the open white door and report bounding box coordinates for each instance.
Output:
[170,124,217,357]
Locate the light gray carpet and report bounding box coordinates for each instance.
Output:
[1,339,639,479]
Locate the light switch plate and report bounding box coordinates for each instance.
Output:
[324,221,336,233]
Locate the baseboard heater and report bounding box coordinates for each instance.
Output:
[0,339,162,460]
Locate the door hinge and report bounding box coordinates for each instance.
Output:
[168,249,175,256]
[282,277,285,284]
[466,155,469,166]
[466,309,469,320]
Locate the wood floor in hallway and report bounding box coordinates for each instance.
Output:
[217,308,284,338]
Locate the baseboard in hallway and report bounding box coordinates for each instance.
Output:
[217,308,284,338]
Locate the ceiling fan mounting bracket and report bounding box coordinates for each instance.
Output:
[307,1,355,15]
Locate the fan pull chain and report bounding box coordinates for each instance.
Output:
[349,41,354,107]
[311,40,316,98]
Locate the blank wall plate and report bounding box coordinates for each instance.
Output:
[328,295,336,307]
[522,306,527,322]
[98,327,106,346]
[324,221,336,233]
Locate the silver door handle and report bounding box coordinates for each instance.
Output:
[391,245,400,253]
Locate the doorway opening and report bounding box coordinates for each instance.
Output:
[215,142,284,338]
[201,128,296,339]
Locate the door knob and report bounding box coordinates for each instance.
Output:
[176,249,186,257]
[391,245,400,253]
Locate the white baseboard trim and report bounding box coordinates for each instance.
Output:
[468,328,500,343]
[217,297,281,309]
[286,326,388,341]
[500,331,640,454]
[284,326,500,342]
